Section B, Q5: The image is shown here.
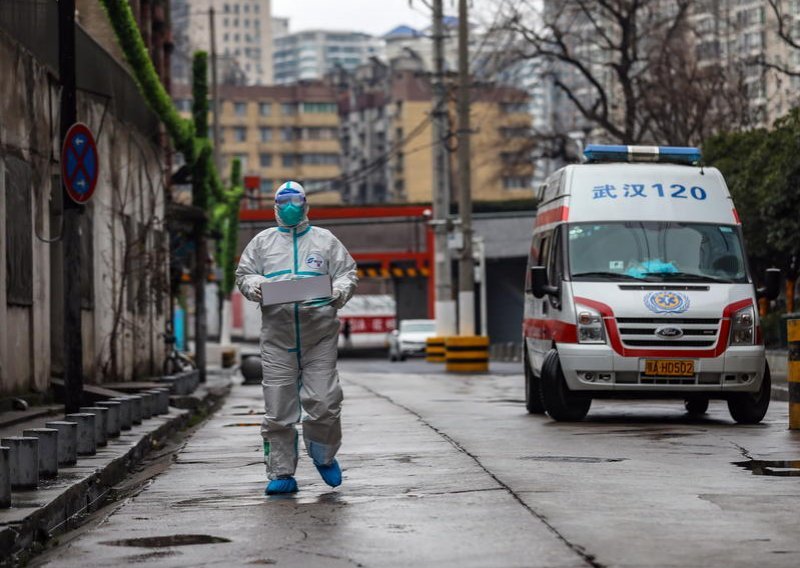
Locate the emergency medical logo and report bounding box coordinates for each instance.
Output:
[305,252,326,272]
[644,291,690,314]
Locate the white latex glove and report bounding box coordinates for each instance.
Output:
[252,282,263,303]
[331,289,345,309]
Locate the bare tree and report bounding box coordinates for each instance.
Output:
[764,0,800,78]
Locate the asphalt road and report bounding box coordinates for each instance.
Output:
[33,359,800,567]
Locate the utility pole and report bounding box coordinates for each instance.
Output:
[431,0,456,338]
[209,5,230,349]
[209,6,222,175]
[456,0,475,336]
[59,0,83,413]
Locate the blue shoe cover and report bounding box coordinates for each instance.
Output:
[265,477,298,495]
[315,459,342,487]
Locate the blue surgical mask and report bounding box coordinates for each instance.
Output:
[278,203,304,226]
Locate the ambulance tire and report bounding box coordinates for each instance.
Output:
[524,351,545,414]
[541,350,591,422]
[684,397,709,415]
[727,364,771,424]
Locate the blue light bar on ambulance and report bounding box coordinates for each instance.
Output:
[583,145,701,165]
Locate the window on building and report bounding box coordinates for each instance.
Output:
[279,127,292,141]
[233,127,247,142]
[304,127,337,140]
[234,101,247,116]
[282,154,296,167]
[258,102,271,117]
[281,103,298,115]
[301,102,337,114]
[5,157,33,306]
[259,153,272,167]
[500,127,530,138]
[224,3,230,13]
[259,178,273,193]
[502,176,532,189]
[223,33,229,42]
[244,18,250,27]
[231,154,248,171]
[254,3,260,13]
[259,127,272,142]
[301,154,339,166]
[501,102,528,114]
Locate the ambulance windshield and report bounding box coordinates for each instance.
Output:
[568,222,748,283]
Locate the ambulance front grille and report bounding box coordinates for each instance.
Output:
[615,318,721,348]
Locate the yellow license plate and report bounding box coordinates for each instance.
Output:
[644,359,695,377]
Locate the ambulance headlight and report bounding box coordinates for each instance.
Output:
[577,308,606,344]
[729,305,755,346]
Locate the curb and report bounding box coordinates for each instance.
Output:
[0,378,230,565]
[771,385,789,402]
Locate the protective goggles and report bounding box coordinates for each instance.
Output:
[275,191,306,206]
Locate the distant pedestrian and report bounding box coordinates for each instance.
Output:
[236,181,358,495]
[342,319,353,349]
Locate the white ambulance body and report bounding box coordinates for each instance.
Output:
[524,145,779,423]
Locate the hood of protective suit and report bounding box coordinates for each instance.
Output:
[274,180,309,229]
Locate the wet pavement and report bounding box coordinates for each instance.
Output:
[32,360,800,567]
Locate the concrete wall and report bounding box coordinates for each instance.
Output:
[0,21,167,395]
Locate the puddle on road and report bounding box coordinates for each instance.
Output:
[520,456,627,463]
[733,460,800,477]
[101,534,232,548]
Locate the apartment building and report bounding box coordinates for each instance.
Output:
[273,29,384,84]
[337,56,535,205]
[173,82,343,207]
[171,0,274,85]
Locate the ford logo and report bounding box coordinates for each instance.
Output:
[655,326,683,339]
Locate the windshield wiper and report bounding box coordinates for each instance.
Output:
[642,272,732,284]
[571,271,642,280]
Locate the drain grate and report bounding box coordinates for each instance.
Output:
[733,460,800,477]
[520,456,626,463]
[101,534,232,548]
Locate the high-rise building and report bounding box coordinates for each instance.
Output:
[337,55,535,204]
[273,30,384,84]
[171,0,274,86]
[172,82,343,206]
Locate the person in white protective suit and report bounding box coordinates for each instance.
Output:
[235,181,358,495]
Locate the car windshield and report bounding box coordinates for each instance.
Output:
[568,222,748,283]
[401,322,435,333]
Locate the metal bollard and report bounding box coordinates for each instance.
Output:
[111,397,132,430]
[0,446,10,508]
[22,428,59,478]
[1,437,39,489]
[139,392,153,420]
[65,413,96,456]
[147,389,169,415]
[127,395,143,425]
[80,407,109,447]
[96,400,121,437]
[789,315,800,430]
[46,421,77,465]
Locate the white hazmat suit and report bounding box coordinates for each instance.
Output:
[236,182,358,484]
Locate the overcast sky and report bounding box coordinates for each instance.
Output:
[271,0,449,36]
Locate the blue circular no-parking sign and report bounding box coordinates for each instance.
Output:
[61,122,99,204]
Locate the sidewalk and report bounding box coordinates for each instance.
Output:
[0,369,231,565]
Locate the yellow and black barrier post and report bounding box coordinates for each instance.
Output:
[426,337,446,363]
[445,336,489,373]
[788,315,800,430]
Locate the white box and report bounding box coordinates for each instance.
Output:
[260,274,332,306]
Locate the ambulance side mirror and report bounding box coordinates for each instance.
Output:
[758,268,781,301]
[530,266,558,299]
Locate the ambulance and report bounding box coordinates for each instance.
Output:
[523,145,780,423]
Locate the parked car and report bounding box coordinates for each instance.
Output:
[388,319,436,361]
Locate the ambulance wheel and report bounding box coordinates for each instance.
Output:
[524,351,545,414]
[727,364,771,424]
[684,398,709,415]
[541,350,591,422]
